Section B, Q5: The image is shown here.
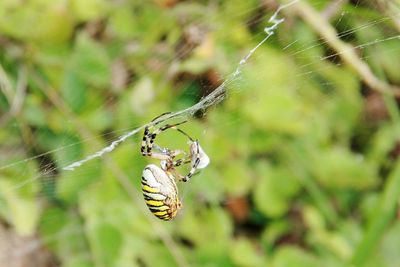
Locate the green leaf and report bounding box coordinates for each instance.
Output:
[367,124,398,164]
[261,220,291,248]
[311,147,378,190]
[61,71,87,113]
[71,0,109,21]
[109,8,137,39]
[58,160,102,204]
[69,34,111,88]
[43,212,91,267]
[221,161,253,196]
[253,163,301,218]
[0,179,40,236]
[95,223,123,266]
[176,205,232,247]
[303,206,354,260]
[81,108,114,133]
[272,246,321,267]
[230,238,267,267]
[23,95,47,127]
[379,222,400,267]
[0,2,74,43]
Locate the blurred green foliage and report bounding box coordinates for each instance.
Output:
[0,0,400,267]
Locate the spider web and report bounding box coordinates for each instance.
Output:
[0,0,400,267]
[61,1,293,172]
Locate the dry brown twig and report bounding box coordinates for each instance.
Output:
[321,0,348,20]
[0,65,27,125]
[377,0,400,32]
[285,0,400,96]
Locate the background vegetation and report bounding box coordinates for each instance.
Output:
[0,0,400,267]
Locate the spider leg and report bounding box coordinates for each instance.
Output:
[140,112,175,157]
[168,167,186,182]
[140,125,157,156]
[172,158,191,167]
[141,120,188,159]
[151,111,171,122]
[180,140,201,182]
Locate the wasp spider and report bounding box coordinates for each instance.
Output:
[140,113,209,220]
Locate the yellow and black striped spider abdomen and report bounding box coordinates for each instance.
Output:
[141,164,181,221]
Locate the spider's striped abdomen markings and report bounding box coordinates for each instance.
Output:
[141,164,181,221]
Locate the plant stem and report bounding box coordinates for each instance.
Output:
[351,161,400,266]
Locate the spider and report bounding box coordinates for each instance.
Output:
[140,113,209,182]
[140,113,209,220]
